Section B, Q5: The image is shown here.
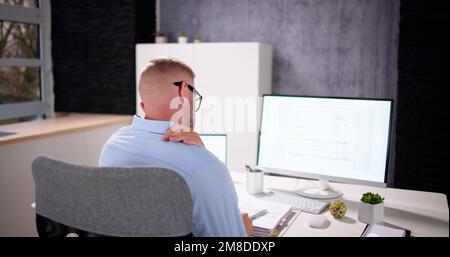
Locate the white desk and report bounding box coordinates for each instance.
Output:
[230,171,449,237]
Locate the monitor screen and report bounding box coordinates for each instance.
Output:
[200,134,227,165]
[258,95,392,184]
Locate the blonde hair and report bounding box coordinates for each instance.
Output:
[144,57,195,79]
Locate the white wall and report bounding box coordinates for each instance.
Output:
[0,124,124,236]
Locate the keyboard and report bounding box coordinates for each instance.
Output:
[258,191,329,214]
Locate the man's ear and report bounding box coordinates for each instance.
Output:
[140,101,145,111]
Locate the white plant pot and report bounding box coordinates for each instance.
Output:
[194,39,202,43]
[358,202,384,224]
[178,36,188,44]
[155,36,167,44]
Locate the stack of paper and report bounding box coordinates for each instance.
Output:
[239,197,294,237]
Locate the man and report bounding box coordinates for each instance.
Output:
[99,57,252,237]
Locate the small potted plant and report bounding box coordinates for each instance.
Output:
[358,192,385,224]
[193,35,203,43]
[153,31,167,44]
[178,32,188,44]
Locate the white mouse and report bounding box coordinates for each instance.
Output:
[308,215,327,228]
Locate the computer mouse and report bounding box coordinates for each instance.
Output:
[308,215,327,228]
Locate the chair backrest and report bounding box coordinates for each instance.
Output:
[32,156,193,237]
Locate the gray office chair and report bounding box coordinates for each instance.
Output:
[31,156,192,237]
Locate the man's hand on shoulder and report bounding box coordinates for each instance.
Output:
[162,126,205,148]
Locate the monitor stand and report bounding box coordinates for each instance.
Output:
[296,179,343,199]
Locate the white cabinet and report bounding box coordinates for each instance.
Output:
[136,43,272,172]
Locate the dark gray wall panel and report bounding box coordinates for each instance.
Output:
[160,0,399,98]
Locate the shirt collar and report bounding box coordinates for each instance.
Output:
[131,115,173,134]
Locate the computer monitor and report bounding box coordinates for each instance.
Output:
[200,134,227,165]
[257,95,393,199]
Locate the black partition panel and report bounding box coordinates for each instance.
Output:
[52,0,155,115]
[395,0,449,198]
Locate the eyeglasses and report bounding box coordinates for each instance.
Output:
[173,81,203,112]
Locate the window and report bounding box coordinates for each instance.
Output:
[0,0,51,121]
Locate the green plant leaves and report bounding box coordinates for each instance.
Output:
[361,192,385,204]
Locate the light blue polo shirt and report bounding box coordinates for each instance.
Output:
[98,115,247,237]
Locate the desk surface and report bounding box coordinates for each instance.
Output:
[230,172,449,237]
[0,113,132,146]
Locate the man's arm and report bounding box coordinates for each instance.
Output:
[162,129,253,235]
[188,161,248,237]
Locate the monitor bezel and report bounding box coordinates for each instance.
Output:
[256,94,394,188]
